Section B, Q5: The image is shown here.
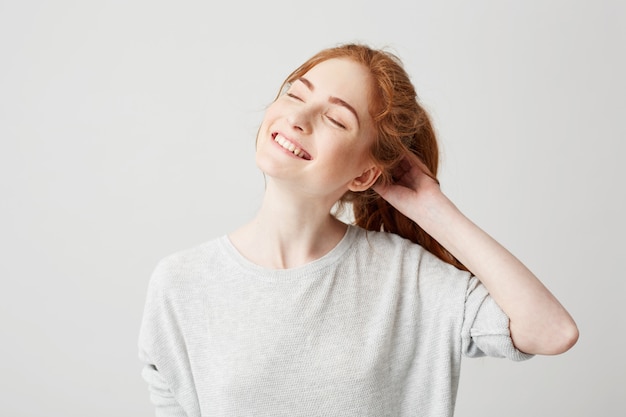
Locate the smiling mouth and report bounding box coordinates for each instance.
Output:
[273,133,311,160]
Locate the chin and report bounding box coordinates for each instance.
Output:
[255,149,280,177]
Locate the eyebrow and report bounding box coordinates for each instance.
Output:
[296,77,360,127]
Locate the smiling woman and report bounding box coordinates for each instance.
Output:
[138,43,578,417]
[255,58,380,206]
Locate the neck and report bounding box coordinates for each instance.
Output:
[229,180,348,269]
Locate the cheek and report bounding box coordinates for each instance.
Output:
[335,135,373,165]
[320,141,372,177]
[262,100,284,122]
[257,106,281,142]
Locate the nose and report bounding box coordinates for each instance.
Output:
[287,104,313,133]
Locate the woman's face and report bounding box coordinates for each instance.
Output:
[256,58,380,202]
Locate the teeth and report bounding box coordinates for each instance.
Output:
[274,134,307,159]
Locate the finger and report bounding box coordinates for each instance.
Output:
[403,153,440,185]
[373,181,417,208]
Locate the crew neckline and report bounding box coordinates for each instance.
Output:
[220,224,359,281]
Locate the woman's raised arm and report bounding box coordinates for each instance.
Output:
[374,154,579,355]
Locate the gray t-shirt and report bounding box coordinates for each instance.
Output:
[138,225,532,417]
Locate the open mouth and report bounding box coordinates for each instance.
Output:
[272,133,311,160]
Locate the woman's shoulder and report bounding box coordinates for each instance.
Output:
[148,236,226,290]
[350,225,427,257]
[350,225,469,279]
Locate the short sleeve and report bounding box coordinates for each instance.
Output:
[461,276,534,361]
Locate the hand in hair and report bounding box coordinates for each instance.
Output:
[373,152,442,223]
[375,150,578,355]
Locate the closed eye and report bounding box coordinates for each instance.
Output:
[327,116,346,129]
[287,93,303,101]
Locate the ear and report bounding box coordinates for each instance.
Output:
[348,165,382,192]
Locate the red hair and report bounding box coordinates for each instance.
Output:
[278,43,466,271]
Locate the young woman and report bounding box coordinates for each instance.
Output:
[139,43,578,417]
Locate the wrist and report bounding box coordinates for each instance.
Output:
[410,190,467,244]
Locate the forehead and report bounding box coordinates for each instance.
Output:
[301,58,373,116]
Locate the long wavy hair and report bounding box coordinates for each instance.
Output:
[276,43,466,271]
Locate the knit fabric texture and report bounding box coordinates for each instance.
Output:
[138,225,532,417]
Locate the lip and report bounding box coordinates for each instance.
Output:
[271,132,312,160]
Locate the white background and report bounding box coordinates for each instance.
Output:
[1,0,624,415]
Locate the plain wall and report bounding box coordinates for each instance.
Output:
[1,0,624,415]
